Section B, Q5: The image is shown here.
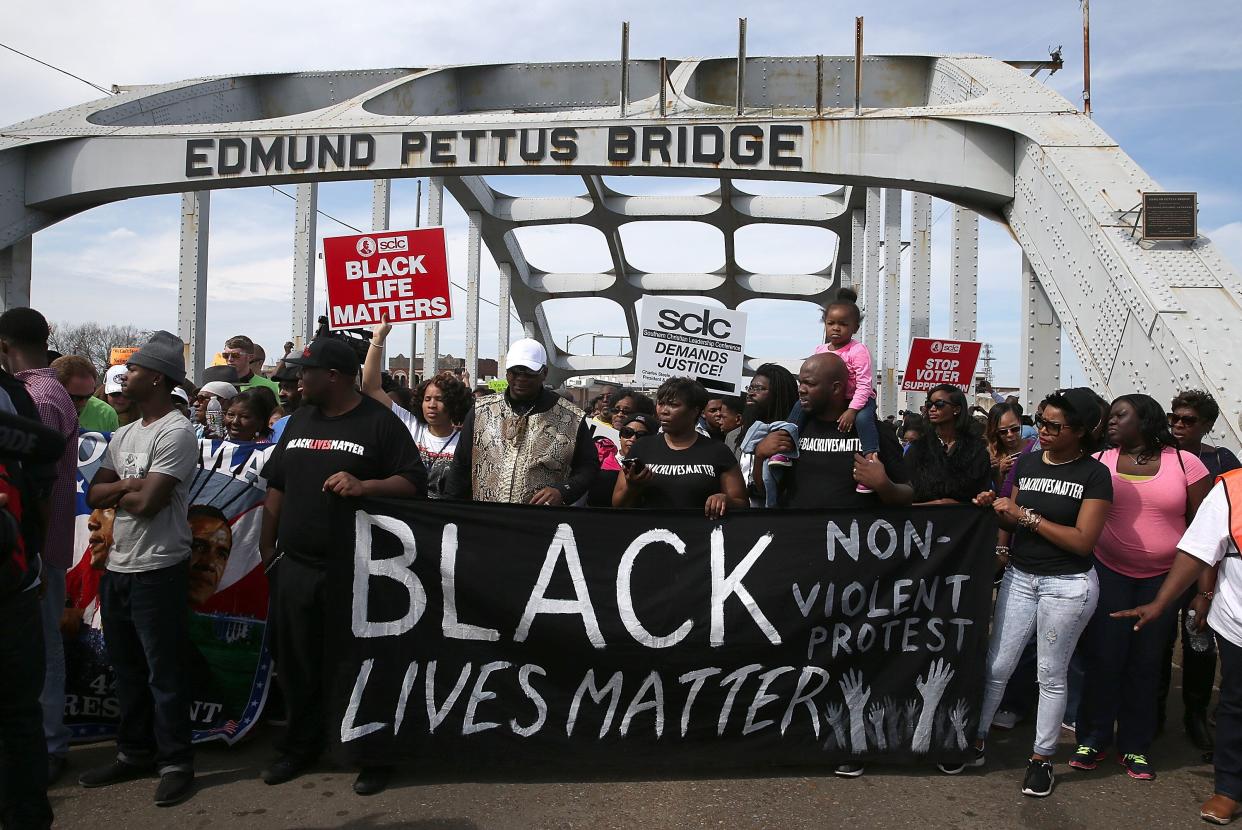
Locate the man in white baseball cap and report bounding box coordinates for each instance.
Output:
[103,365,135,426]
[447,338,598,504]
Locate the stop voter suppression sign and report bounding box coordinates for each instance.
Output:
[899,337,983,392]
[323,227,453,330]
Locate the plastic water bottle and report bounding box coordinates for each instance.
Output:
[206,397,224,438]
[1186,609,1214,653]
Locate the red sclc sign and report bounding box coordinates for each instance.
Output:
[900,337,983,392]
[323,227,453,330]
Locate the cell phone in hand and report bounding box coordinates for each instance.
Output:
[623,456,645,474]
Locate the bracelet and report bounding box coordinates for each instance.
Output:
[1201,591,1215,601]
[369,340,385,349]
[995,545,1010,556]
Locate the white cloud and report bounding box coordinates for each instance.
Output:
[6,0,1238,390]
[1206,222,1242,273]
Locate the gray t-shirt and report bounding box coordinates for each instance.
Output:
[100,410,198,573]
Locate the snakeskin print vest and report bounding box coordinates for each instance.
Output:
[471,392,583,503]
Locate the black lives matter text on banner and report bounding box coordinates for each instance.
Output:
[325,501,994,772]
[634,298,748,395]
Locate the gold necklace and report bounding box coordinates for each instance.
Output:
[1042,450,1082,466]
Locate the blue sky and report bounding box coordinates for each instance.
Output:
[3,0,1240,386]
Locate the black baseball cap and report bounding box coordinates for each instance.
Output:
[272,364,302,383]
[1055,387,1104,434]
[284,338,359,375]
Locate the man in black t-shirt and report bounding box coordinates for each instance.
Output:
[754,352,911,509]
[258,338,425,797]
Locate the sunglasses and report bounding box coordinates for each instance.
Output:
[996,425,1023,435]
[221,351,250,361]
[926,399,953,410]
[506,368,541,380]
[619,426,650,439]
[69,393,93,402]
[1168,413,1200,427]
[1035,416,1064,435]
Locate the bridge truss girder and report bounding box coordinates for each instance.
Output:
[0,53,1239,445]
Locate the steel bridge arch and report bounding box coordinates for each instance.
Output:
[2,54,1240,444]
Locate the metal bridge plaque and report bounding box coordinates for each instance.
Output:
[1142,192,1197,241]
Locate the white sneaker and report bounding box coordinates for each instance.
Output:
[834,763,865,778]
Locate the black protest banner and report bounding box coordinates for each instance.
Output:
[326,501,995,771]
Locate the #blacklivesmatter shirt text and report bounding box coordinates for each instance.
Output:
[627,434,738,509]
[1010,452,1113,576]
[781,417,908,510]
[264,395,426,566]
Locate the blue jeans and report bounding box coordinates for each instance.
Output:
[977,566,1099,757]
[1077,559,1178,756]
[100,561,194,773]
[997,637,1086,728]
[39,564,71,757]
[851,397,879,455]
[740,421,800,508]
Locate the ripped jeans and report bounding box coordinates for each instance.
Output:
[977,565,1099,757]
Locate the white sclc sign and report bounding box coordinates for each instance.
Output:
[634,297,748,395]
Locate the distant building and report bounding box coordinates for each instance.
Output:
[385,353,499,385]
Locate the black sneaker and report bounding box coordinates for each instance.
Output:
[938,745,986,774]
[834,763,865,778]
[47,755,68,786]
[353,765,393,796]
[154,770,194,807]
[78,759,152,788]
[1021,759,1054,797]
[261,755,313,786]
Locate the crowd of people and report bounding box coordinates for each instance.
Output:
[3,291,1242,827]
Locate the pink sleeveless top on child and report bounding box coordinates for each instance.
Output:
[814,340,875,411]
[1093,446,1209,578]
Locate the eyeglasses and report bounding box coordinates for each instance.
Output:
[1035,416,1063,435]
[746,384,768,394]
[619,426,650,439]
[1168,413,1200,427]
[996,425,1023,435]
[926,399,952,410]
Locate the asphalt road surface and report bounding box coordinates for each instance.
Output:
[49,696,1219,830]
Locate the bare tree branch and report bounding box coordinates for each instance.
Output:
[48,321,150,378]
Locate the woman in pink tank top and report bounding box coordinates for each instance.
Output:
[1072,394,1212,780]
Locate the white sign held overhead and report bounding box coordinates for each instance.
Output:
[634,298,748,395]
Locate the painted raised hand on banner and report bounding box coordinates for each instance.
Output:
[825,702,848,752]
[902,698,919,745]
[912,659,955,754]
[949,698,970,751]
[867,703,888,752]
[881,695,901,750]
[839,669,871,754]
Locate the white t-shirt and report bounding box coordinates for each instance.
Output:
[1178,480,1242,647]
[391,403,460,456]
[391,403,459,498]
[99,411,199,572]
